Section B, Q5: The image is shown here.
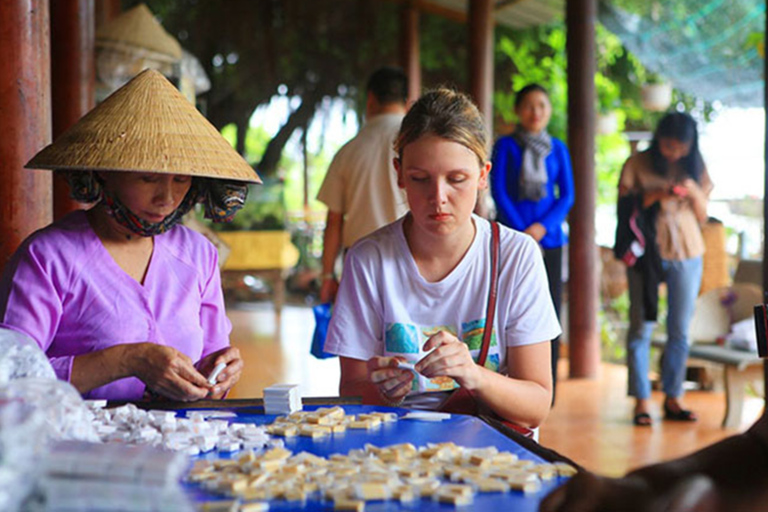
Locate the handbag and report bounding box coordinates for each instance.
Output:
[310,303,336,359]
[438,220,534,438]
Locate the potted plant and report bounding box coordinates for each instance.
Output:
[641,73,673,112]
[596,74,620,135]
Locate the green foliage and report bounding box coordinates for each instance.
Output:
[496,27,568,140]
[495,20,716,207]
[596,123,631,207]
[495,22,646,205]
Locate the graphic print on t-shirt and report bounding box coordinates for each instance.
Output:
[385,320,498,393]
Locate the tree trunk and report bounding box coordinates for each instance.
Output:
[257,90,321,177]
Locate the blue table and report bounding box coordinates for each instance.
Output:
[178,403,571,511]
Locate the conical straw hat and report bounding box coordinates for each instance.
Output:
[26,69,261,183]
[96,3,182,62]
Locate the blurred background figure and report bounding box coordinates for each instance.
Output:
[618,112,712,427]
[490,84,574,404]
[316,66,409,303]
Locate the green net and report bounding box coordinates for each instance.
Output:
[599,0,765,107]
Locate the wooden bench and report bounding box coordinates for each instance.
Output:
[651,339,763,428]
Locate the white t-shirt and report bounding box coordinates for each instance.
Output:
[325,214,561,403]
[316,113,409,248]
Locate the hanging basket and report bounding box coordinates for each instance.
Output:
[596,111,619,135]
[641,83,673,112]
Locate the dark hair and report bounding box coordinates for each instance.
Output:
[394,88,487,165]
[366,66,408,105]
[515,83,549,108]
[647,112,704,182]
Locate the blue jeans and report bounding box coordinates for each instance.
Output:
[626,256,703,399]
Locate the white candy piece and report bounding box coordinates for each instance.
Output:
[401,411,451,422]
[207,362,227,385]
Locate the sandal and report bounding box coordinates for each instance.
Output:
[664,404,697,422]
[633,412,652,427]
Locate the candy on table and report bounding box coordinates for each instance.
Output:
[262,383,302,415]
[266,407,398,438]
[186,440,577,509]
[85,402,272,454]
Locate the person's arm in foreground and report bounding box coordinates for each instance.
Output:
[540,413,768,512]
[319,210,343,303]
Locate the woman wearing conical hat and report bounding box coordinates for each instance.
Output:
[0,70,261,401]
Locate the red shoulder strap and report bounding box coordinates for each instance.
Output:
[477,221,500,367]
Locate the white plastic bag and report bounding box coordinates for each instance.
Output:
[0,329,55,384]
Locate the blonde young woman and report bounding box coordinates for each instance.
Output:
[324,89,559,430]
[0,70,260,401]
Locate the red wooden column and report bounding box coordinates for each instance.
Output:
[51,0,95,220]
[0,0,52,270]
[762,0,768,386]
[400,1,421,106]
[567,0,600,377]
[95,0,121,29]
[467,0,494,134]
[467,0,494,219]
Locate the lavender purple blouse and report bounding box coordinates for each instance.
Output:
[0,210,232,400]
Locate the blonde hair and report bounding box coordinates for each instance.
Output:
[394,88,488,166]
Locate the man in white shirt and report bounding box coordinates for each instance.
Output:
[317,67,409,302]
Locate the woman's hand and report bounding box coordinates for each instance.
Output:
[415,330,483,390]
[319,277,339,304]
[679,178,709,222]
[196,347,244,399]
[367,356,413,404]
[525,223,547,242]
[128,343,212,401]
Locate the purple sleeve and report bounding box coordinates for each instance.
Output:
[0,243,74,381]
[198,246,232,360]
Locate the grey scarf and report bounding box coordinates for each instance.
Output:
[513,127,552,201]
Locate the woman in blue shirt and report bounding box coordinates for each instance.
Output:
[490,84,574,404]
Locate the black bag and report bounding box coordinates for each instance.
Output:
[614,193,662,322]
[614,193,646,267]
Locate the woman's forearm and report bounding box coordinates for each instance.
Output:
[70,344,135,393]
[472,368,551,428]
[643,189,668,208]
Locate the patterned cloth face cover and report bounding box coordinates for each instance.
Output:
[63,171,248,237]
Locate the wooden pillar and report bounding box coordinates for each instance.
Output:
[0,0,52,270]
[566,0,600,378]
[467,0,494,135]
[51,0,95,220]
[468,0,494,219]
[762,0,768,388]
[95,0,121,29]
[400,1,421,105]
